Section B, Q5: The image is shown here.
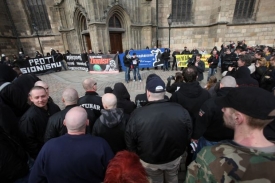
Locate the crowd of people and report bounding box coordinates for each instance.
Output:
[1,40,275,183]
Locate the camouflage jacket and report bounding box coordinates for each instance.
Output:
[186,141,275,183]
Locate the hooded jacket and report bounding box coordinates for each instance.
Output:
[0,65,36,117]
[235,66,259,87]
[92,108,129,154]
[192,87,234,141]
[113,83,136,114]
[170,81,210,123]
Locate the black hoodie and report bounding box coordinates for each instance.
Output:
[170,81,210,123]
[235,66,259,87]
[113,82,136,114]
[92,108,129,154]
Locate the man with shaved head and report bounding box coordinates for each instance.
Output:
[192,76,237,158]
[44,88,89,142]
[19,86,60,159]
[29,107,114,183]
[34,80,55,103]
[92,93,129,154]
[78,78,103,119]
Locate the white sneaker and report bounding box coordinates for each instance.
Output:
[139,80,142,82]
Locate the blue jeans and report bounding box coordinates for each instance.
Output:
[125,66,130,82]
[163,60,169,71]
[61,60,67,70]
[133,67,141,80]
[193,137,218,160]
[207,68,217,81]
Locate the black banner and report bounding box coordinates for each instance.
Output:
[20,56,62,74]
[66,54,88,72]
[89,54,119,73]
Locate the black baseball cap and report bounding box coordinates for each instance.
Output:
[215,87,275,120]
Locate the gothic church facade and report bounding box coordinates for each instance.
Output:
[0,0,274,57]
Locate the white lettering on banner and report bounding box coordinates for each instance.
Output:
[81,103,100,110]
[20,62,62,74]
[67,62,75,66]
[68,67,88,72]
[66,56,82,60]
[76,62,87,66]
[28,57,52,66]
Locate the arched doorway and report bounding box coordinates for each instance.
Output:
[75,9,91,52]
[109,14,124,54]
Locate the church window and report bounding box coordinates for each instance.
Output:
[172,0,192,22]
[233,0,256,22]
[26,0,51,30]
[109,15,121,28]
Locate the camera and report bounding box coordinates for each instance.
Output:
[168,75,175,80]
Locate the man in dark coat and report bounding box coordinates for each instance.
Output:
[192,76,236,158]
[19,86,60,159]
[188,54,205,81]
[44,88,85,142]
[78,78,103,119]
[171,49,180,71]
[126,74,192,183]
[207,50,219,81]
[170,66,210,166]
[29,107,114,183]
[92,93,129,154]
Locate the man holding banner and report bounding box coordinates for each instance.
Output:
[131,53,142,82]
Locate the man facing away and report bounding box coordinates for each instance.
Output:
[125,74,192,183]
[44,88,81,142]
[92,93,129,154]
[78,78,103,120]
[29,107,114,183]
[186,87,275,183]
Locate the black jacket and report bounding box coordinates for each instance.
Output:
[44,104,78,142]
[0,127,29,182]
[189,60,205,81]
[19,103,60,159]
[0,65,36,118]
[162,51,170,60]
[235,66,259,87]
[166,81,182,93]
[113,83,136,115]
[135,93,170,108]
[92,108,129,154]
[170,82,211,124]
[192,87,234,141]
[125,99,192,164]
[78,91,103,119]
[208,55,219,68]
[123,50,131,67]
[260,66,275,92]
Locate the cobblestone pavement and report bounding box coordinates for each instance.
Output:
[38,68,210,109]
[38,68,215,183]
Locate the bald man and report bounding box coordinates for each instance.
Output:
[29,107,114,183]
[92,93,129,154]
[44,88,86,142]
[78,78,103,119]
[19,86,60,159]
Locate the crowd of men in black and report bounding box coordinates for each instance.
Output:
[0,40,275,182]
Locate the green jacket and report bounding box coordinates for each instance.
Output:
[186,141,275,183]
